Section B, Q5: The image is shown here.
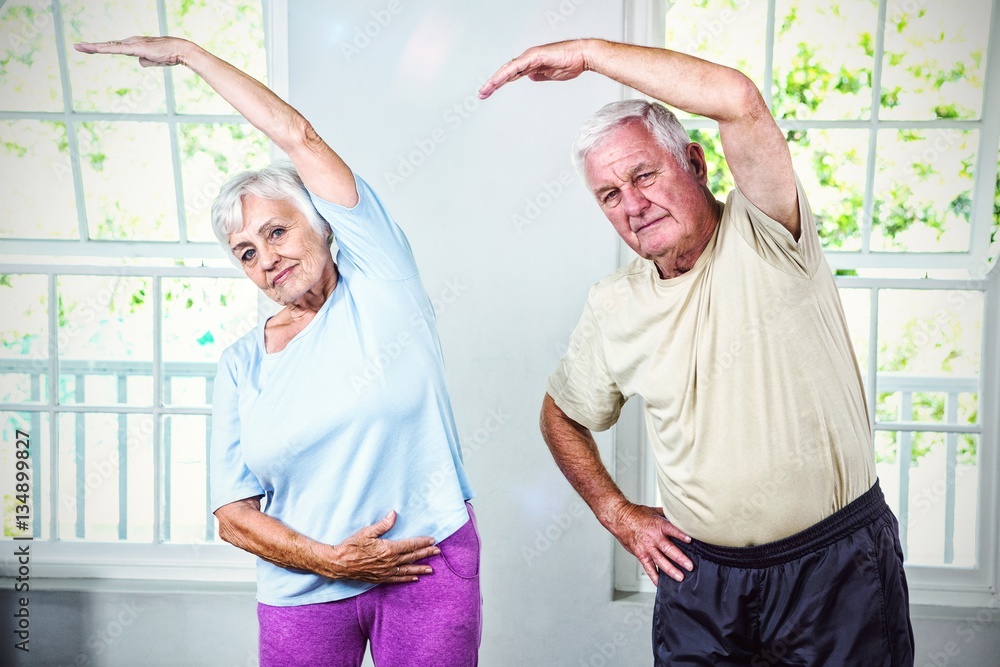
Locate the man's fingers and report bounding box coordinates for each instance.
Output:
[639,557,659,587]
[652,550,687,583]
[478,53,533,99]
[658,518,692,543]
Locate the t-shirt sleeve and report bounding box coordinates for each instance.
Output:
[210,349,265,512]
[546,297,626,432]
[726,172,824,277]
[307,173,419,280]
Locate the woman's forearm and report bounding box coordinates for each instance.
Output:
[179,42,307,155]
[218,500,344,577]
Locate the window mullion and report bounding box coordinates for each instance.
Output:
[862,0,890,255]
[153,276,164,544]
[155,0,190,245]
[47,272,60,541]
[49,0,89,243]
[867,286,879,434]
[967,0,1000,275]
[763,0,775,111]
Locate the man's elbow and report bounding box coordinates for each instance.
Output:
[723,70,768,123]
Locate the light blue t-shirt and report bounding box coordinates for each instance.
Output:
[210,173,474,606]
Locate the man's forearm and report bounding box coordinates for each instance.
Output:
[539,394,629,529]
[580,39,759,124]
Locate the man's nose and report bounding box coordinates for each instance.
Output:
[622,186,650,218]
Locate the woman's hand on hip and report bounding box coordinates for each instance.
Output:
[74,36,195,68]
[330,510,440,584]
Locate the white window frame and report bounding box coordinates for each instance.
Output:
[0,0,289,583]
[613,0,1000,609]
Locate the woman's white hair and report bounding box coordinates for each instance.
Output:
[572,99,692,176]
[210,159,330,264]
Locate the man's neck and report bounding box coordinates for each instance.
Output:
[653,200,721,279]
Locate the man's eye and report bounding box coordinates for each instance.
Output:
[603,190,620,204]
[271,228,285,239]
[636,172,654,184]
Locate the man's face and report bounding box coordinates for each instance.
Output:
[584,121,715,263]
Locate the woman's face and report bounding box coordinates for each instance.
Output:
[228,194,334,305]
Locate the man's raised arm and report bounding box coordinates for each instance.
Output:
[479,39,799,239]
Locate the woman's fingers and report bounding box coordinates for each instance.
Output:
[73,36,184,66]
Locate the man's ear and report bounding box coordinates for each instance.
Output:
[686,142,709,184]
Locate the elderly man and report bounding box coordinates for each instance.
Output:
[481,40,914,665]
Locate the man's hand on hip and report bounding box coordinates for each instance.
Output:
[609,502,694,586]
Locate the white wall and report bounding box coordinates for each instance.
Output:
[3,2,999,666]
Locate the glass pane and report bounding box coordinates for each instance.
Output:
[1,411,50,539]
[0,120,78,239]
[0,0,63,112]
[876,289,982,429]
[0,273,48,357]
[836,287,870,376]
[663,0,767,119]
[164,415,211,543]
[772,0,876,120]
[58,275,153,405]
[162,277,257,406]
[166,0,267,115]
[789,129,867,250]
[178,123,271,243]
[61,0,165,113]
[77,121,179,241]
[877,430,978,567]
[870,129,976,252]
[57,412,153,542]
[880,0,991,121]
[990,149,1000,271]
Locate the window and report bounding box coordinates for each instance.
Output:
[616,0,1000,607]
[0,0,288,581]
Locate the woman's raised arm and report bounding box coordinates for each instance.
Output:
[75,36,357,206]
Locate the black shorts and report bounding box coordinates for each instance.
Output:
[653,480,914,666]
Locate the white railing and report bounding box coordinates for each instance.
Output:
[0,357,218,543]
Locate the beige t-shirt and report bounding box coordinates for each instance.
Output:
[547,178,876,546]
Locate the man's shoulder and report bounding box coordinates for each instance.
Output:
[589,256,651,299]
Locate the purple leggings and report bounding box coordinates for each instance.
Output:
[258,507,481,667]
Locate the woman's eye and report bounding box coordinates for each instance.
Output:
[241,249,256,263]
[271,228,285,239]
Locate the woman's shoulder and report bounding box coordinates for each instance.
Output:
[218,324,263,373]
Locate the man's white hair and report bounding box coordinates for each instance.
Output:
[572,99,692,176]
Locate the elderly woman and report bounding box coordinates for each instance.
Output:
[76,36,480,666]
